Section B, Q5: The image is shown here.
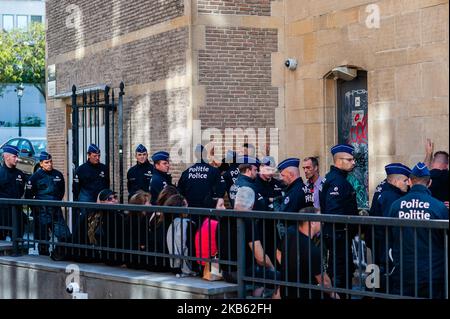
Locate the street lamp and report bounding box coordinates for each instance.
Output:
[15,84,24,137]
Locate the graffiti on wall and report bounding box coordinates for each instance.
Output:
[339,86,369,209]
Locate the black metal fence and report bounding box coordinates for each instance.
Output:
[0,198,448,299]
[71,83,125,203]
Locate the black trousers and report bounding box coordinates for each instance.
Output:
[324,234,354,294]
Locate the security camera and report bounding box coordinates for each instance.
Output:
[285,58,298,70]
[331,66,357,81]
[66,282,80,294]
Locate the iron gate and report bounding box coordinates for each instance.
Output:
[70,83,125,203]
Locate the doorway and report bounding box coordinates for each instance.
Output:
[337,70,369,209]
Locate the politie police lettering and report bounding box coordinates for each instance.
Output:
[188,166,209,179]
[230,168,239,184]
[398,199,431,220]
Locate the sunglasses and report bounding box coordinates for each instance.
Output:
[107,194,118,201]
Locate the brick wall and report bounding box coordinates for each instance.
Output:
[56,28,188,93]
[198,27,278,129]
[148,88,189,180]
[47,0,185,57]
[282,0,449,197]
[197,0,273,16]
[46,103,67,191]
[126,88,189,185]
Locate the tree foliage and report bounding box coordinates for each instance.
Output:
[0,23,45,99]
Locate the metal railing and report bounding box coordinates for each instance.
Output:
[0,198,448,299]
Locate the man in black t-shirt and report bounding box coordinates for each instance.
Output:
[278,207,339,299]
[219,187,279,297]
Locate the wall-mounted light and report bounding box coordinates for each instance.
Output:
[331,66,357,81]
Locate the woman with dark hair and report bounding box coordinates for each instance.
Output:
[125,191,151,269]
[145,186,179,272]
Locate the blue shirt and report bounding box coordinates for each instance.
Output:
[387,184,448,284]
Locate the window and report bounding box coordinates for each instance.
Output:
[6,139,20,147]
[18,140,32,154]
[2,15,14,31]
[17,15,28,29]
[31,139,47,154]
[31,15,42,24]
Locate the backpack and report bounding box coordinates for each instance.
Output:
[166,217,198,276]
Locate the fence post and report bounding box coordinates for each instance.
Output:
[104,86,110,171]
[11,206,19,256]
[237,217,246,298]
[71,85,79,169]
[118,82,124,204]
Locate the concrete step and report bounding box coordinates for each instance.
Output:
[0,241,13,253]
[0,255,238,299]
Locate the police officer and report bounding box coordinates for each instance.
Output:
[223,150,240,203]
[0,145,27,240]
[127,144,154,200]
[228,155,265,211]
[73,144,110,227]
[25,151,70,256]
[255,156,283,211]
[368,163,411,291]
[319,144,359,293]
[254,156,284,261]
[178,144,225,210]
[278,158,314,214]
[387,163,448,298]
[149,151,173,205]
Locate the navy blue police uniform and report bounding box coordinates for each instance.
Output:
[178,145,225,209]
[73,144,110,203]
[368,179,387,218]
[274,158,315,254]
[255,156,284,211]
[228,156,265,211]
[24,152,70,255]
[149,151,173,205]
[367,163,411,290]
[278,158,314,215]
[127,144,154,200]
[387,163,449,298]
[319,144,359,291]
[254,156,284,261]
[0,145,27,240]
[72,144,110,234]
